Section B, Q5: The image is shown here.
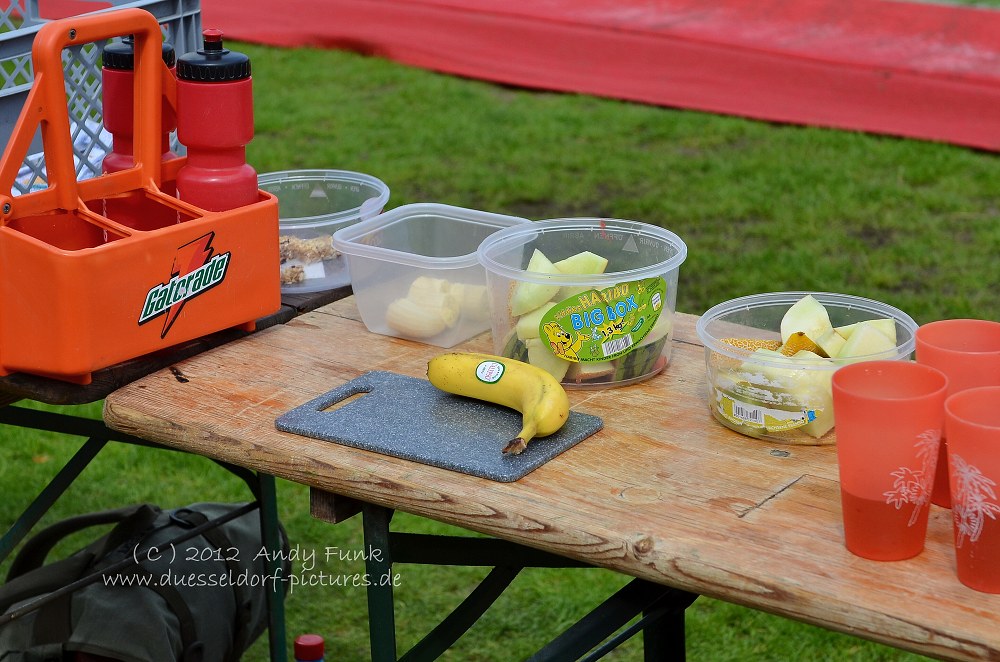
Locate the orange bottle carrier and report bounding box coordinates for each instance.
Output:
[0,9,280,384]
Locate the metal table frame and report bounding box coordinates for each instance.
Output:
[0,287,350,662]
[309,491,699,661]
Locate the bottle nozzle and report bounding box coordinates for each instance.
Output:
[202,28,225,52]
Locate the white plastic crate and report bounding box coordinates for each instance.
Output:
[0,0,201,194]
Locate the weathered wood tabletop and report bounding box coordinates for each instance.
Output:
[103,297,1000,661]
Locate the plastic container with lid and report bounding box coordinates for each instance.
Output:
[476,218,688,388]
[696,291,919,445]
[260,169,390,294]
[333,203,529,347]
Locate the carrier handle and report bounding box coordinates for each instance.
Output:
[0,8,165,221]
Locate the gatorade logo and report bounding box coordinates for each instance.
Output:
[139,232,230,338]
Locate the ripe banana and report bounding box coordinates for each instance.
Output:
[385,277,490,339]
[385,292,460,338]
[427,352,570,454]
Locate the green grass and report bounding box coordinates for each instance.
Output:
[5,17,1000,660]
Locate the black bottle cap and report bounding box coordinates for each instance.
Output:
[102,34,176,71]
[176,29,251,82]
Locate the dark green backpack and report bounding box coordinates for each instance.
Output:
[0,502,289,662]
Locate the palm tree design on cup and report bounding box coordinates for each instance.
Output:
[951,454,1000,548]
[883,430,940,527]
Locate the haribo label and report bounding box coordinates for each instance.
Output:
[538,277,667,363]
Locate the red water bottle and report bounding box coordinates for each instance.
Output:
[175,29,258,211]
[101,35,178,184]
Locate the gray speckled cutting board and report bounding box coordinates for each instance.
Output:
[274,371,603,482]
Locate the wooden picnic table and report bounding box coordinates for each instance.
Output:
[102,296,1000,661]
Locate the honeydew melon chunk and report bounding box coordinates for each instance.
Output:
[553,251,609,300]
[837,323,897,363]
[553,251,608,275]
[637,312,673,347]
[510,249,562,316]
[779,295,833,345]
[525,337,571,381]
[835,318,897,345]
[515,301,557,340]
[813,328,847,358]
[737,348,835,437]
[800,390,835,438]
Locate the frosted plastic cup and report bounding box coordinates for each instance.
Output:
[832,361,948,561]
[944,386,1000,593]
[915,319,1000,509]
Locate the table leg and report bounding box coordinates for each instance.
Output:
[0,436,107,563]
[362,503,397,662]
[256,473,288,662]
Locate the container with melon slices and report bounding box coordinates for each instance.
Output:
[695,292,918,445]
[476,218,688,389]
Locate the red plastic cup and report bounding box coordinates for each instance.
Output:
[915,319,1000,508]
[944,386,1000,593]
[832,361,948,561]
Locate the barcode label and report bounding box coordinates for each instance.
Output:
[602,334,634,357]
[732,401,765,425]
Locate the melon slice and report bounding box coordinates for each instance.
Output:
[835,318,897,345]
[638,313,674,347]
[553,251,608,275]
[515,301,557,340]
[813,328,847,358]
[510,249,562,316]
[779,295,833,345]
[525,337,571,381]
[837,323,897,363]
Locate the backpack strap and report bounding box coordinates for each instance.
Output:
[116,565,204,662]
[6,504,160,580]
[0,505,161,617]
[170,507,253,662]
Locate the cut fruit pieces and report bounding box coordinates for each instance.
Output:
[385,294,460,338]
[454,283,490,322]
[813,328,847,358]
[835,318,897,345]
[780,331,820,357]
[515,301,557,340]
[720,337,783,352]
[408,276,451,299]
[638,313,674,347]
[779,294,832,345]
[525,337,571,381]
[837,323,897,362]
[510,249,562,316]
[553,251,608,275]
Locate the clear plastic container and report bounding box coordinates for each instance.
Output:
[333,203,528,347]
[476,218,688,389]
[696,291,919,445]
[260,169,390,294]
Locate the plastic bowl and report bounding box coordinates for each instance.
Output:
[259,169,390,294]
[695,291,919,445]
[476,218,688,389]
[332,203,528,348]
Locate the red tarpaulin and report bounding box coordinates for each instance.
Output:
[202,0,1000,151]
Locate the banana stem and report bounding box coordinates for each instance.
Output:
[503,419,538,455]
[502,437,527,455]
